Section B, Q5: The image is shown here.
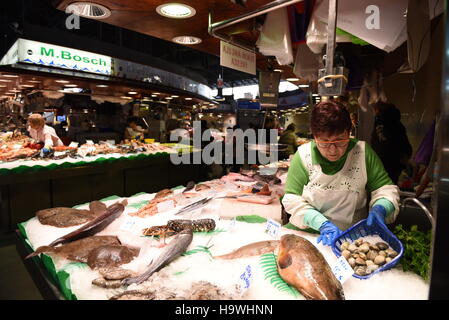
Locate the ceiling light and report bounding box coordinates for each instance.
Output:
[165,97,173,100]
[28,80,41,83]
[121,96,132,99]
[96,84,108,88]
[10,89,20,92]
[128,91,138,94]
[20,85,34,88]
[66,2,111,20]
[55,80,70,83]
[2,74,18,78]
[151,94,157,97]
[298,84,309,88]
[4,92,15,95]
[172,36,202,45]
[286,78,300,82]
[153,92,160,95]
[171,95,179,98]
[64,84,78,87]
[0,79,12,82]
[273,69,283,72]
[185,97,192,100]
[0,85,6,88]
[156,3,196,19]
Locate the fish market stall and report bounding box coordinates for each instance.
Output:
[15,172,429,300]
[1,140,201,234]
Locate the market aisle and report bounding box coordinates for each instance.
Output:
[0,244,42,300]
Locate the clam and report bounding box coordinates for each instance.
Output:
[355,257,366,265]
[359,243,370,253]
[352,253,360,259]
[366,260,374,266]
[374,255,386,266]
[342,250,351,259]
[355,266,366,276]
[366,264,379,274]
[355,239,364,246]
[376,242,389,250]
[340,241,350,251]
[367,250,378,261]
[386,249,398,258]
[358,252,367,260]
[379,250,387,257]
[348,243,358,253]
[369,244,379,251]
[385,257,392,263]
[348,257,356,268]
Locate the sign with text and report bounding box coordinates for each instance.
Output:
[17,39,111,75]
[220,41,256,75]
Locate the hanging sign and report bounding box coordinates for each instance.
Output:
[220,41,256,75]
[16,39,111,75]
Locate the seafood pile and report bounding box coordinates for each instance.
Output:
[129,190,178,217]
[339,238,399,276]
[142,219,216,237]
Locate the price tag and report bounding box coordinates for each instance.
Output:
[120,216,139,233]
[69,142,79,148]
[86,140,94,145]
[157,200,175,213]
[106,140,116,146]
[331,256,354,284]
[265,219,281,239]
[259,167,277,176]
[239,264,253,294]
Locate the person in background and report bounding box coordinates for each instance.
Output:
[370,102,412,184]
[27,113,64,153]
[124,117,147,140]
[282,101,399,246]
[278,123,299,160]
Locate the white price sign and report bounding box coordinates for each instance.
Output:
[331,256,354,283]
[259,167,277,176]
[85,140,94,145]
[265,219,281,239]
[69,142,79,148]
[120,216,139,233]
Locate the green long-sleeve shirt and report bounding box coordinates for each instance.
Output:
[284,139,395,230]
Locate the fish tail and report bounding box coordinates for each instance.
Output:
[24,246,53,259]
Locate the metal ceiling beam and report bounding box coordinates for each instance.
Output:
[208,0,304,52]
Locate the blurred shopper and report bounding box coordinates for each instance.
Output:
[370,102,412,184]
[278,123,299,159]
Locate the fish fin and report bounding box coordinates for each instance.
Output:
[24,245,53,259]
[277,252,292,269]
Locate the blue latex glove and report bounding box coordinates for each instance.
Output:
[317,221,342,246]
[367,205,387,227]
[41,147,51,155]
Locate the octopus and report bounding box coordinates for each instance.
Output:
[36,200,108,227]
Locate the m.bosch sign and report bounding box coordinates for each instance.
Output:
[17,39,111,75]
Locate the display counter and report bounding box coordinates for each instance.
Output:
[15,175,429,300]
[1,144,203,234]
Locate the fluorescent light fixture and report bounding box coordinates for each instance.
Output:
[185,97,192,100]
[273,69,283,72]
[20,84,34,88]
[171,95,179,98]
[153,92,161,95]
[151,94,157,97]
[66,2,111,19]
[121,96,132,99]
[2,74,18,78]
[9,89,20,92]
[0,85,6,88]
[64,84,78,87]
[0,79,12,82]
[286,78,300,82]
[298,84,309,88]
[165,97,173,100]
[96,84,108,88]
[156,3,196,19]
[128,91,138,95]
[312,94,319,96]
[28,80,41,83]
[4,92,15,95]
[172,36,202,45]
[55,80,70,83]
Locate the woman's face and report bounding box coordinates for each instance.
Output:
[314,130,350,162]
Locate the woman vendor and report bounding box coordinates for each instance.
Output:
[282,102,399,246]
[27,113,63,153]
[124,117,148,140]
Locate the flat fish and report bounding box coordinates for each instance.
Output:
[29,236,121,262]
[214,240,279,260]
[122,228,193,286]
[109,290,155,300]
[36,208,94,228]
[26,200,127,259]
[88,201,107,217]
[87,245,140,269]
[277,234,345,300]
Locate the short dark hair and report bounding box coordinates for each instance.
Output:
[286,123,296,131]
[310,101,352,137]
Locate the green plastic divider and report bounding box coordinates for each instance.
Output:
[18,222,28,240]
[56,270,77,300]
[235,215,267,223]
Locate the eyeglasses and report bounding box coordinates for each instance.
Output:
[315,139,350,148]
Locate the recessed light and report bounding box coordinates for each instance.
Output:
[298,84,309,88]
[171,95,179,98]
[286,78,300,82]
[2,74,18,78]
[165,97,173,100]
[66,2,111,20]
[312,94,319,97]
[55,80,70,83]
[172,36,202,45]
[273,69,283,72]
[64,84,78,87]
[185,97,192,100]
[128,91,138,95]
[153,92,161,95]
[156,3,196,19]
[96,84,108,88]
[151,94,157,97]
[121,96,132,99]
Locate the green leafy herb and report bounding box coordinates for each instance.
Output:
[393,224,432,280]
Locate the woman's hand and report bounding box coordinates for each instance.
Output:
[317,221,342,246]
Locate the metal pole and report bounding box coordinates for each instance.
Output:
[325,0,338,75]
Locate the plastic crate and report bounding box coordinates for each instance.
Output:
[331,219,404,279]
